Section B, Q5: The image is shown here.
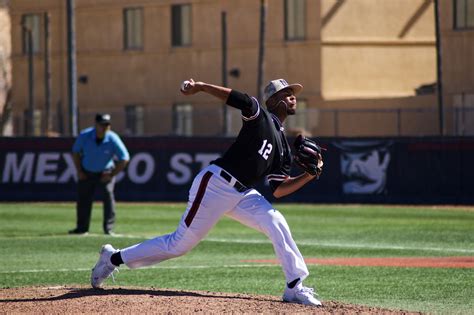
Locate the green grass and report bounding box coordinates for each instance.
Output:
[0,202,473,314]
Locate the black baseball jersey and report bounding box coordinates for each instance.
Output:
[212,90,292,192]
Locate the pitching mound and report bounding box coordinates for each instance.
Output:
[0,286,421,314]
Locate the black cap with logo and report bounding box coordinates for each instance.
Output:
[95,113,111,125]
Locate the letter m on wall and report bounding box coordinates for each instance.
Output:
[2,153,35,183]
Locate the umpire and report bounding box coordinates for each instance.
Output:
[69,113,130,235]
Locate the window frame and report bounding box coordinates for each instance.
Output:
[124,104,144,136]
[284,0,306,41]
[453,0,474,30]
[21,13,42,54]
[23,109,42,136]
[171,4,192,47]
[123,7,144,51]
[172,103,193,136]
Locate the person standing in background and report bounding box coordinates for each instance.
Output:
[69,113,130,235]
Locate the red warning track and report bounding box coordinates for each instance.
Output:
[243,256,474,268]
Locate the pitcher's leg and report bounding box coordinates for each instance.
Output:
[227,191,309,283]
[121,170,240,269]
[120,227,198,268]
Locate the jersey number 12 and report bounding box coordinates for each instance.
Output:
[258,139,273,160]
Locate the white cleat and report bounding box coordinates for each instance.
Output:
[91,244,119,289]
[282,285,322,307]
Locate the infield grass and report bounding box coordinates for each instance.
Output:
[0,202,473,314]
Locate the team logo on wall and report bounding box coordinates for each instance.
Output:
[334,141,392,194]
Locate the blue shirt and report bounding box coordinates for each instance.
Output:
[72,127,130,173]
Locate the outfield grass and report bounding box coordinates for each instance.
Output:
[0,202,473,314]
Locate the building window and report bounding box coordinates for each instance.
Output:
[171,4,192,46]
[125,105,144,135]
[453,93,474,135]
[22,14,42,54]
[173,104,193,136]
[454,0,474,29]
[285,100,308,131]
[23,109,42,136]
[124,8,143,50]
[285,0,306,40]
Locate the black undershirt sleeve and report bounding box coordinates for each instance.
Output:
[226,90,259,118]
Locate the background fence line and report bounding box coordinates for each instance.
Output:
[10,106,474,137]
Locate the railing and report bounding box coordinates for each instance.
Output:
[7,106,474,137]
[285,107,474,137]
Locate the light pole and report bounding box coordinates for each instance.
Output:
[67,0,78,136]
[434,0,444,135]
[222,11,231,136]
[22,23,34,136]
[44,12,52,135]
[257,0,267,104]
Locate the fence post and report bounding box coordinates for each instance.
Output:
[257,0,267,103]
[397,108,401,136]
[461,92,465,136]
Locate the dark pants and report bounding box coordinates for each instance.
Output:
[75,171,116,233]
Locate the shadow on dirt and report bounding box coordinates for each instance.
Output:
[0,287,274,303]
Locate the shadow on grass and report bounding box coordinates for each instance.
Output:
[0,287,274,303]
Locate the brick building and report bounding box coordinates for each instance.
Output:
[4,0,474,136]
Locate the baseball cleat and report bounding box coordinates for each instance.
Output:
[91,244,119,288]
[282,285,322,307]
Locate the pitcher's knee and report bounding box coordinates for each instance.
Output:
[261,210,288,234]
[270,209,286,224]
[169,245,191,257]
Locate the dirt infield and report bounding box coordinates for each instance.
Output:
[0,286,422,314]
[243,256,474,268]
[2,257,471,313]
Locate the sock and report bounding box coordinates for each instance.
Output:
[287,278,300,289]
[110,251,123,266]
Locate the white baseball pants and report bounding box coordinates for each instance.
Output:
[120,164,309,283]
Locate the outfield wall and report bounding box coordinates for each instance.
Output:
[0,137,473,204]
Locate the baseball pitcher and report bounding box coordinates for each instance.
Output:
[90,78,324,307]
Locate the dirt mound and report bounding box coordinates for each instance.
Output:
[0,286,421,314]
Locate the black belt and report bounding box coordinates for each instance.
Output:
[82,170,103,179]
[219,170,248,193]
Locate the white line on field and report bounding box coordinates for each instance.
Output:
[73,233,474,253]
[0,264,278,275]
[1,233,473,254]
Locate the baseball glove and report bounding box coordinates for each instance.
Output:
[293,135,324,178]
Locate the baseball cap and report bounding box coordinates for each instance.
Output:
[95,113,111,125]
[263,79,303,103]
